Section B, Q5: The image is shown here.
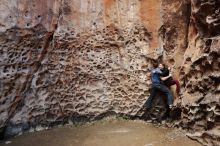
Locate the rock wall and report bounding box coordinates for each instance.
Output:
[158,1,220,145]
[177,1,220,145]
[0,0,161,138]
[0,0,220,145]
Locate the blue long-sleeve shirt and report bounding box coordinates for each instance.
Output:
[151,68,164,84]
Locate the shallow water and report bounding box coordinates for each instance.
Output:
[0,120,201,146]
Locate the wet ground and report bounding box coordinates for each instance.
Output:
[0,120,201,146]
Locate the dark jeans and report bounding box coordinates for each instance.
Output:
[145,83,173,109]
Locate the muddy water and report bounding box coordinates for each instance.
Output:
[0,120,200,146]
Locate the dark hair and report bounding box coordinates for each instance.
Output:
[152,62,158,68]
[162,63,167,68]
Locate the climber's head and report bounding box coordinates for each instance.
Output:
[158,63,165,69]
[152,62,159,68]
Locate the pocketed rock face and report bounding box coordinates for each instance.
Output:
[0,0,61,138]
[173,1,220,146]
[0,0,163,138]
[0,0,220,145]
[28,23,153,123]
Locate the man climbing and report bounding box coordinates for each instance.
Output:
[144,63,174,110]
[158,63,181,96]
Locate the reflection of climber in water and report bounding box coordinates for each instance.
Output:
[144,63,173,110]
[159,63,181,96]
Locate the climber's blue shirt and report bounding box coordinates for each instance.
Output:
[151,68,163,84]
